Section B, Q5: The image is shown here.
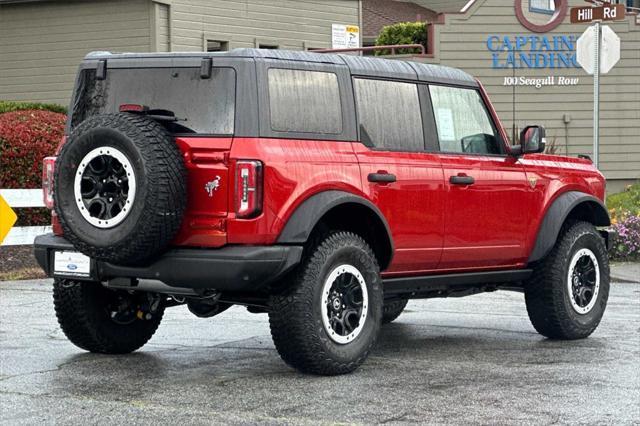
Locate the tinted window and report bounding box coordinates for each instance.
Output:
[354,78,424,151]
[268,68,342,134]
[71,67,235,134]
[428,85,500,154]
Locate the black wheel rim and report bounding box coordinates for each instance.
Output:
[567,248,600,314]
[571,255,597,308]
[74,147,136,228]
[321,265,369,344]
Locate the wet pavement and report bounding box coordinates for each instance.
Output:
[1,279,639,425]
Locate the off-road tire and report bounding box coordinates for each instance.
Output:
[53,279,164,354]
[268,232,383,375]
[382,299,409,324]
[54,113,186,265]
[524,221,609,340]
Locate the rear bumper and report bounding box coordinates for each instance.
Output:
[34,234,303,292]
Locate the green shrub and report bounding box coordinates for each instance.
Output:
[374,22,427,55]
[0,100,67,115]
[607,183,640,222]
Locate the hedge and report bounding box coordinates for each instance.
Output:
[0,109,66,226]
[0,100,67,115]
[374,22,427,55]
[607,183,640,221]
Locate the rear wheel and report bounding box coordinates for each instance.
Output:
[524,221,609,340]
[53,279,164,354]
[268,232,383,375]
[382,299,408,324]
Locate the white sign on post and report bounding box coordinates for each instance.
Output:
[576,24,620,169]
[331,24,360,49]
[577,25,620,74]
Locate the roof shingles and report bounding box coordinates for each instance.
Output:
[362,0,438,39]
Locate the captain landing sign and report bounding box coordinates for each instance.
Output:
[487,34,580,69]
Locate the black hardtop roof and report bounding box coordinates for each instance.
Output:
[85,48,477,87]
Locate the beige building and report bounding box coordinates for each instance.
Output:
[0,0,361,104]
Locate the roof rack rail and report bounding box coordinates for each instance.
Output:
[313,44,426,55]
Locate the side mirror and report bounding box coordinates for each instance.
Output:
[520,125,546,154]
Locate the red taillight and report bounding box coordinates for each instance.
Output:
[42,156,56,209]
[119,104,149,113]
[51,211,63,235]
[235,160,263,219]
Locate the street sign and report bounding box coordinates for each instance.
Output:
[577,25,620,75]
[600,25,621,74]
[0,194,18,245]
[576,23,621,169]
[570,4,625,24]
[331,24,360,49]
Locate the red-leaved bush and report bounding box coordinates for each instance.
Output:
[0,109,66,226]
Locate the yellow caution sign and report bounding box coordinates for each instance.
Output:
[0,194,17,245]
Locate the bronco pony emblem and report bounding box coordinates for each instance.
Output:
[205,176,221,197]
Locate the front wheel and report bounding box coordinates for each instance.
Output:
[524,221,610,340]
[268,232,383,375]
[53,279,164,353]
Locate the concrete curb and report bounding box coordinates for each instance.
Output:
[610,262,640,284]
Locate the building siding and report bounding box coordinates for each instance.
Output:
[418,0,640,183]
[0,0,152,105]
[0,0,359,105]
[168,0,361,51]
[152,1,171,52]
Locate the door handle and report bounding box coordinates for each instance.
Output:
[449,175,475,185]
[368,173,396,183]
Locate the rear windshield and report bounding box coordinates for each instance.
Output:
[70,67,236,135]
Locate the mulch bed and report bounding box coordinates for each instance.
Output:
[0,245,46,280]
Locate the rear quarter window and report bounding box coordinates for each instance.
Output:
[70,67,236,135]
[267,68,342,134]
[354,78,424,152]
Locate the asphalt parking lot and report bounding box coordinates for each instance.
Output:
[1,279,638,425]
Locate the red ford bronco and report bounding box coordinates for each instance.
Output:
[35,49,612,375]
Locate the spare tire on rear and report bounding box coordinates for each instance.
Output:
[54,113,186,265]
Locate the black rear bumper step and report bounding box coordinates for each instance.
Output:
[34,234,303,291]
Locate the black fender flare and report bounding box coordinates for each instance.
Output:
[277,190,394,268]
[528,191,610,263]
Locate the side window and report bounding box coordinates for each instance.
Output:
[428,85,501,155]
[268,68,342,134]
[354,78,424,151]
